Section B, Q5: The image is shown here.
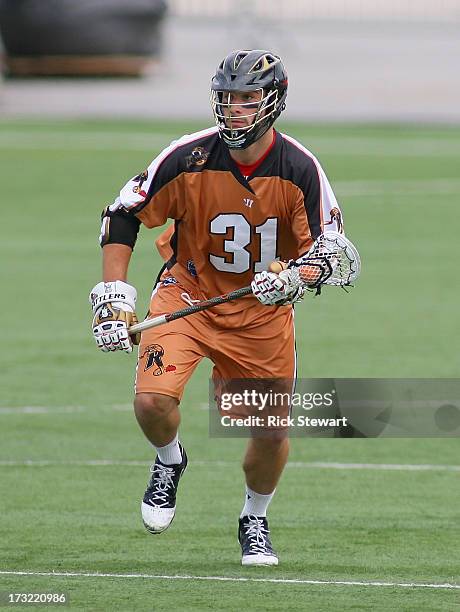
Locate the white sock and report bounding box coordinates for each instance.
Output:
[154,433,182,465]
[240,485,275,518]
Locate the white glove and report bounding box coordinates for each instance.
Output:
[251,269,305,306]
[89,281,140,353]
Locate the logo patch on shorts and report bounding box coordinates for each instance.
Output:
[140,344,176,376]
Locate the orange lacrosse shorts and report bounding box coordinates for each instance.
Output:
[135,268,296,403]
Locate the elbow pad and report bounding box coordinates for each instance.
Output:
[99,205,141,248]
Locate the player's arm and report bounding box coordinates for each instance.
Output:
[89,138,186,349]
[89,207,141,353]
[251,169,316,305]
[252,156,343,306]
[102,243,132,281]
[89,184,181,351]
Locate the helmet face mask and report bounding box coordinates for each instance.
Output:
[211,50,288,150]
[211,88,280,149]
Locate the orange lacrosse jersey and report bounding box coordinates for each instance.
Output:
[101,126,343,322]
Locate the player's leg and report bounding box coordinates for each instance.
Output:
[211,307,295,565]
[134,392,180,448]
[134,392,187,533]
[238,434,289,566]
[135,275,212,534]
[242,436,289,495]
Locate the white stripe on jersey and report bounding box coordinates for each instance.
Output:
[280,132,344,234]
[110,126,219,213]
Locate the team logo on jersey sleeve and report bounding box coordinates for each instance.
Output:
[185,146,210,169]
[324,207,343,233]
[140,344,176,376]
[132,169,149,198]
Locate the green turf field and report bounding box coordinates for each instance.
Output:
[0,120,459,610]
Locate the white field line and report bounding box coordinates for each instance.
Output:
[0,404,132,414]
[0,406,87,415]
[334,178,460,196]
[0,131,460,157]
[0,459,458,472]
[0,570,458,590]
[286,462,460,472]
[4,395,460,415]
[0,131,175,151]
[0,403,206,414]
[0,130,459,195]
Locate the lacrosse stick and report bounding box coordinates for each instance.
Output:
[270,230,361,289]
[129,231,360,335]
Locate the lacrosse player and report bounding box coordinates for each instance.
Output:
[90,50,343,566]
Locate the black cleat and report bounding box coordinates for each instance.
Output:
[238,515,279,566]
[141,445,188,534]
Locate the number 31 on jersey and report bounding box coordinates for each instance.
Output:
[209,213,277,274]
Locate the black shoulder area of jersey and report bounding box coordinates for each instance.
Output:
[277,133,322,240]
[146,129,222,201]
[232,131,321,198]
[276,133,321,195]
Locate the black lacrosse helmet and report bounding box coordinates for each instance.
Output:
[211,49,288,150]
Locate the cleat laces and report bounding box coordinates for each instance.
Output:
[147,464,176,507]
[244,516,271,554]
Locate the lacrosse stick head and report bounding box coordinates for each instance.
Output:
[291,231,361,288]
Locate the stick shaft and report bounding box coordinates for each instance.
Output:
[129,285,252,335]
[128,233,359,335]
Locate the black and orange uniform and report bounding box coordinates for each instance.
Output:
[100,126,343,400]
